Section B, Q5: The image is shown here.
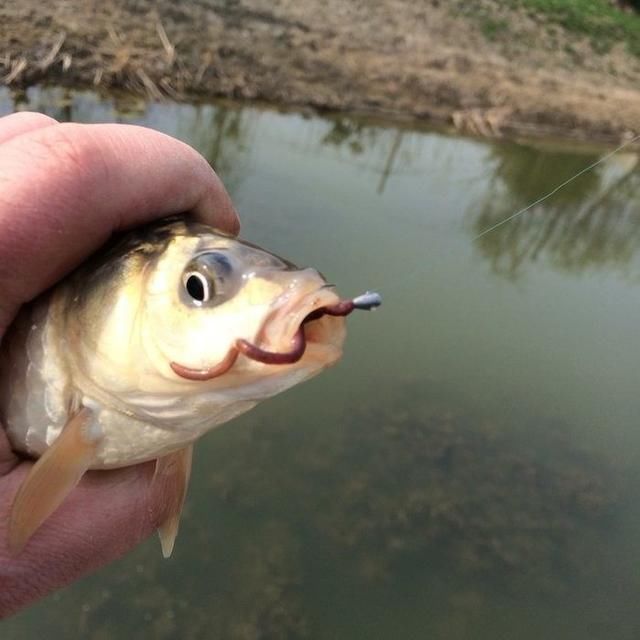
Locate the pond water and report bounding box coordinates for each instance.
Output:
[2,87,640,639]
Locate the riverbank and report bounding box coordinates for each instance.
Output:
[1,0,640,144]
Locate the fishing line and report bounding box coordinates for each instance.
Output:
[473,133,640,241]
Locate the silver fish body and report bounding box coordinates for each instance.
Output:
[0,217,346,469]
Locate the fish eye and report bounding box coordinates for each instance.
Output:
[182,251,239,307]
[184,271,213,303]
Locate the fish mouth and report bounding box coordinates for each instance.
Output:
[170,287,348,381]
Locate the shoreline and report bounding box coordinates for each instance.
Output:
[2,1,640,146]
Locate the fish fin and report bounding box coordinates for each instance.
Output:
[8,407,99,555]
[154,444,193,559]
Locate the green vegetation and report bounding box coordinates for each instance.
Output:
[509,0,640,56]
[480,16,509,40]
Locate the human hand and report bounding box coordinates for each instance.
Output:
[0,112,240,618]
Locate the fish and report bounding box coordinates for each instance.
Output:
[0,216,381,557]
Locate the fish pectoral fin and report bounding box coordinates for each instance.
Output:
[8,407,99,555]
[153,444,193,559]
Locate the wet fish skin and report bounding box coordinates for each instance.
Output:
[0,216,347,556]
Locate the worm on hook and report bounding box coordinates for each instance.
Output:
[171,291,382,379]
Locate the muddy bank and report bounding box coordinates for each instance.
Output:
[1,0,640,143]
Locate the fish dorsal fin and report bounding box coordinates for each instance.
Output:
[153,444,193,558]
[8,407,99,555]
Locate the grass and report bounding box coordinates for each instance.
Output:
[506,0,640,56]
[480,16,509,40]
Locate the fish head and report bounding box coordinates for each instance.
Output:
[63,218,348,409]
[143,226,346,396]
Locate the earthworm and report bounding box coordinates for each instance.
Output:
[171,292,381,378]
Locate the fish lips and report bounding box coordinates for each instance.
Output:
[257,285,347,361]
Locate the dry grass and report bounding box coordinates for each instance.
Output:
[1,0,639,143]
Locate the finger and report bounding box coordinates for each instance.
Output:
[0,122,240,333]
[0,460,166,618]
[0,112,58,146]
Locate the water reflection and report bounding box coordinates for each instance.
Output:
[473,143,640,279]
[182,106,255,194]
[2,87,640,639]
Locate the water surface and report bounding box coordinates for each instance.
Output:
[2,87,640,639]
